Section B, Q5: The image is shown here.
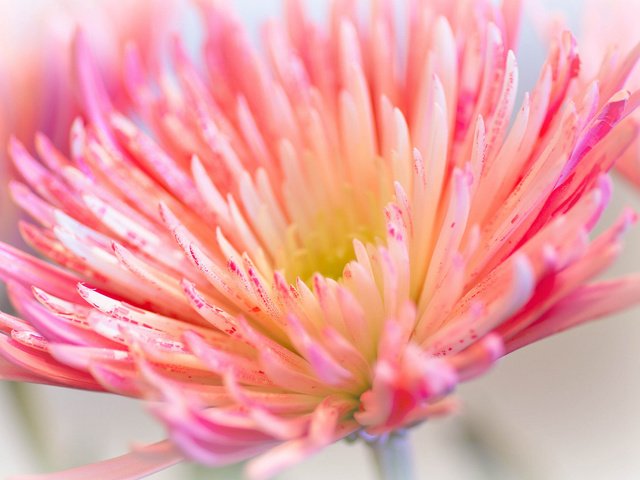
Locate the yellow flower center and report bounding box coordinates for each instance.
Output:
[280,187,386,284]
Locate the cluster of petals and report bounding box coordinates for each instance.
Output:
[0,0,178,243]
[578,0,640,186]
[2,0,640,479]
[0,0,176,149]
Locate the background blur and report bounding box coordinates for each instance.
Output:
[1,0,639,479]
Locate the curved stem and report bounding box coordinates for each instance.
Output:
[367,430,416,480]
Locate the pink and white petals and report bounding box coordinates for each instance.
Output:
[2,1,640,479]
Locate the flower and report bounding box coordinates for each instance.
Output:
[0,0,177,149]
[0,0,178,248]
[2,0,640,479]
[579,0,640,186]
[527,0,640,188]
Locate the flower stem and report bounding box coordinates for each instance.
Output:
[367,431,416,480]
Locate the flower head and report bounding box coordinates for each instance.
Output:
[0,0,178,247]
[579,0,640,186]
[2,1,640,479]
[0,0,177,148]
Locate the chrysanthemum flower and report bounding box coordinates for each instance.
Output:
[579,0,640,187]
[2,0,640,478]
[0,0,177,248]
[0,0,176,148]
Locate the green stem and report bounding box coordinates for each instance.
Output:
[367,431,416,480]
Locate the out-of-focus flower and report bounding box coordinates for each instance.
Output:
[529,0,640,187]
[0,0,178,246]
[0,0,177,149]
[580,0,640,186]
[1,1,640,479]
